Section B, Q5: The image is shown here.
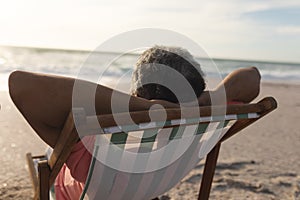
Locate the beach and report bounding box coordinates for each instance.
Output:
[0,82,299,200]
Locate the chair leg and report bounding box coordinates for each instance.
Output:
[198,143,221,200]
[26,153,39,198]
[38,160,50,200]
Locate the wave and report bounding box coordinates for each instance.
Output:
[0,46,299,91]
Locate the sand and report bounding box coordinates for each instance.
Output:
[0,82,299,200]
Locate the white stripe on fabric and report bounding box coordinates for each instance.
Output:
[139,122,157,129]
[170,118,186,125]
[103,126,122,134]
[225,114,237,120]
[199,116,213,122]
[97,113,259,135]
[248,113,259,118]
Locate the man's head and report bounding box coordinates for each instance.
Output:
[131,46,206,103]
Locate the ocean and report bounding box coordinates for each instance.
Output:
[0,46,299,91]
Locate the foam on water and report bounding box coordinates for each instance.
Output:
[0,46,299,91]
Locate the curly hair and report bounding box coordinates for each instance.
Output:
[131,46,206,103]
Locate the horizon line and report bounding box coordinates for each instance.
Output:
[1,44,300,66]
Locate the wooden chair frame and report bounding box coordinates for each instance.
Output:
[26,97,277,200]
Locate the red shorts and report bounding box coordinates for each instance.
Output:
[54,136,94,200]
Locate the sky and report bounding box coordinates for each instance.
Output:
[0,0,299,63]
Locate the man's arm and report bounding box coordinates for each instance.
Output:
[198,67,261,105]
[9,71,176,147]
[8,67,260,147]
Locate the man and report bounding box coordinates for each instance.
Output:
[9,46,260,199]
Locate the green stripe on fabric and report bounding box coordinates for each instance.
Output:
[144,133,202,198]
[169,126,185,140]
[169,127,179,140]
[237,113,248,119]
[139,129,158,153]
[164,120,172,126]
[195,123,209,135]
[185,118,201,124]
[122,130,160,198]
[212,115,225,121]
[50,185,55,199]
[141,129,158,143]
[224,120,230,127]
[110,132,128,145]
[216,122,224,129]
[216,120,231,130]
[143,138,180,197]
[163,134,202,194]
[120,124,139,132]
[80,144,99,200]
[138,142,155,153]
[92,135,125,198]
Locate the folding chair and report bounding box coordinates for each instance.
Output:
[26,97,277,200]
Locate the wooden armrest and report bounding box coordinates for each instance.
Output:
[47,112,80,186]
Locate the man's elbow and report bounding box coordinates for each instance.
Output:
[250,66,261,80]
[8,70,28,109]
[9,71,20,102]
[248,66,261,100]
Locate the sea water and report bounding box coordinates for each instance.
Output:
[0,46,299,91]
